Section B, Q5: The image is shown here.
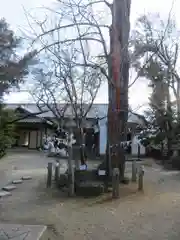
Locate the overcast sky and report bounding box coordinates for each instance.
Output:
[0,0,178,111]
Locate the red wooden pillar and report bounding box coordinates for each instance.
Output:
[107,0,131,172]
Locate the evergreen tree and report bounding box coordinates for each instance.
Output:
[0,18,36,156]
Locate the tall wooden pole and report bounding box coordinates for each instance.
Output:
[107,0,131,176]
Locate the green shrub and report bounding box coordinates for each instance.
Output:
[0,106,16,158]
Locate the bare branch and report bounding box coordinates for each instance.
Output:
[32,22,109,45]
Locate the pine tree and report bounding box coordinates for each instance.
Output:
[0,18,36,156]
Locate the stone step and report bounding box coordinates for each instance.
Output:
[0,191,12,198]
[22,176,32,180]
[0,224,55,240]
[12,179,23,184]
[2,185,17,191]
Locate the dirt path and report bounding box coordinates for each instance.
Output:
[0,151,49,189]
[1,154,180,239]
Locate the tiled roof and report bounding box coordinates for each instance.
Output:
[6,103,145,125]
[17,118,45,123]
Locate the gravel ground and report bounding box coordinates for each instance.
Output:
[0,152,180,239]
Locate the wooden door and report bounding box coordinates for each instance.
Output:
[29,131,37,149]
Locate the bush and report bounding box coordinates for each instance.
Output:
[0,105,16,158]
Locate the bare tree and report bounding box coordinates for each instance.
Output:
[27,0,176,175]
[31,69,68,127]
[25,0,131,178]
[31,40,102,165]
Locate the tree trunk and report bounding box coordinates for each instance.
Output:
[68,127,75,196]
[79,127,86,165]
[107,0,131,178]
[166,82,173,159]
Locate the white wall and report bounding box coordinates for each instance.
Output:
[99,120,146,156]
[131,135,146,156]
[99,117,107,154]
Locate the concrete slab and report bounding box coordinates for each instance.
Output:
[2,185,17,191]
[0,223,50,240]
[12,179,23,184]
[0,191,11,198]
[22,176,32,180]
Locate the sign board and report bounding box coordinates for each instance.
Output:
[80,165,87,170]
[98,170,106,176]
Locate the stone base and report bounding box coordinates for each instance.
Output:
[0,223,56,240]
[22,176,32,180]
[12,180,23,184]
[0,191,11,198]
[2,185,17,191]
[76,181,104,197]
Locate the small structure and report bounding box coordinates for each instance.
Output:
[6,104,53,149]
[6,103,146,155]
[98,110,146,156]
